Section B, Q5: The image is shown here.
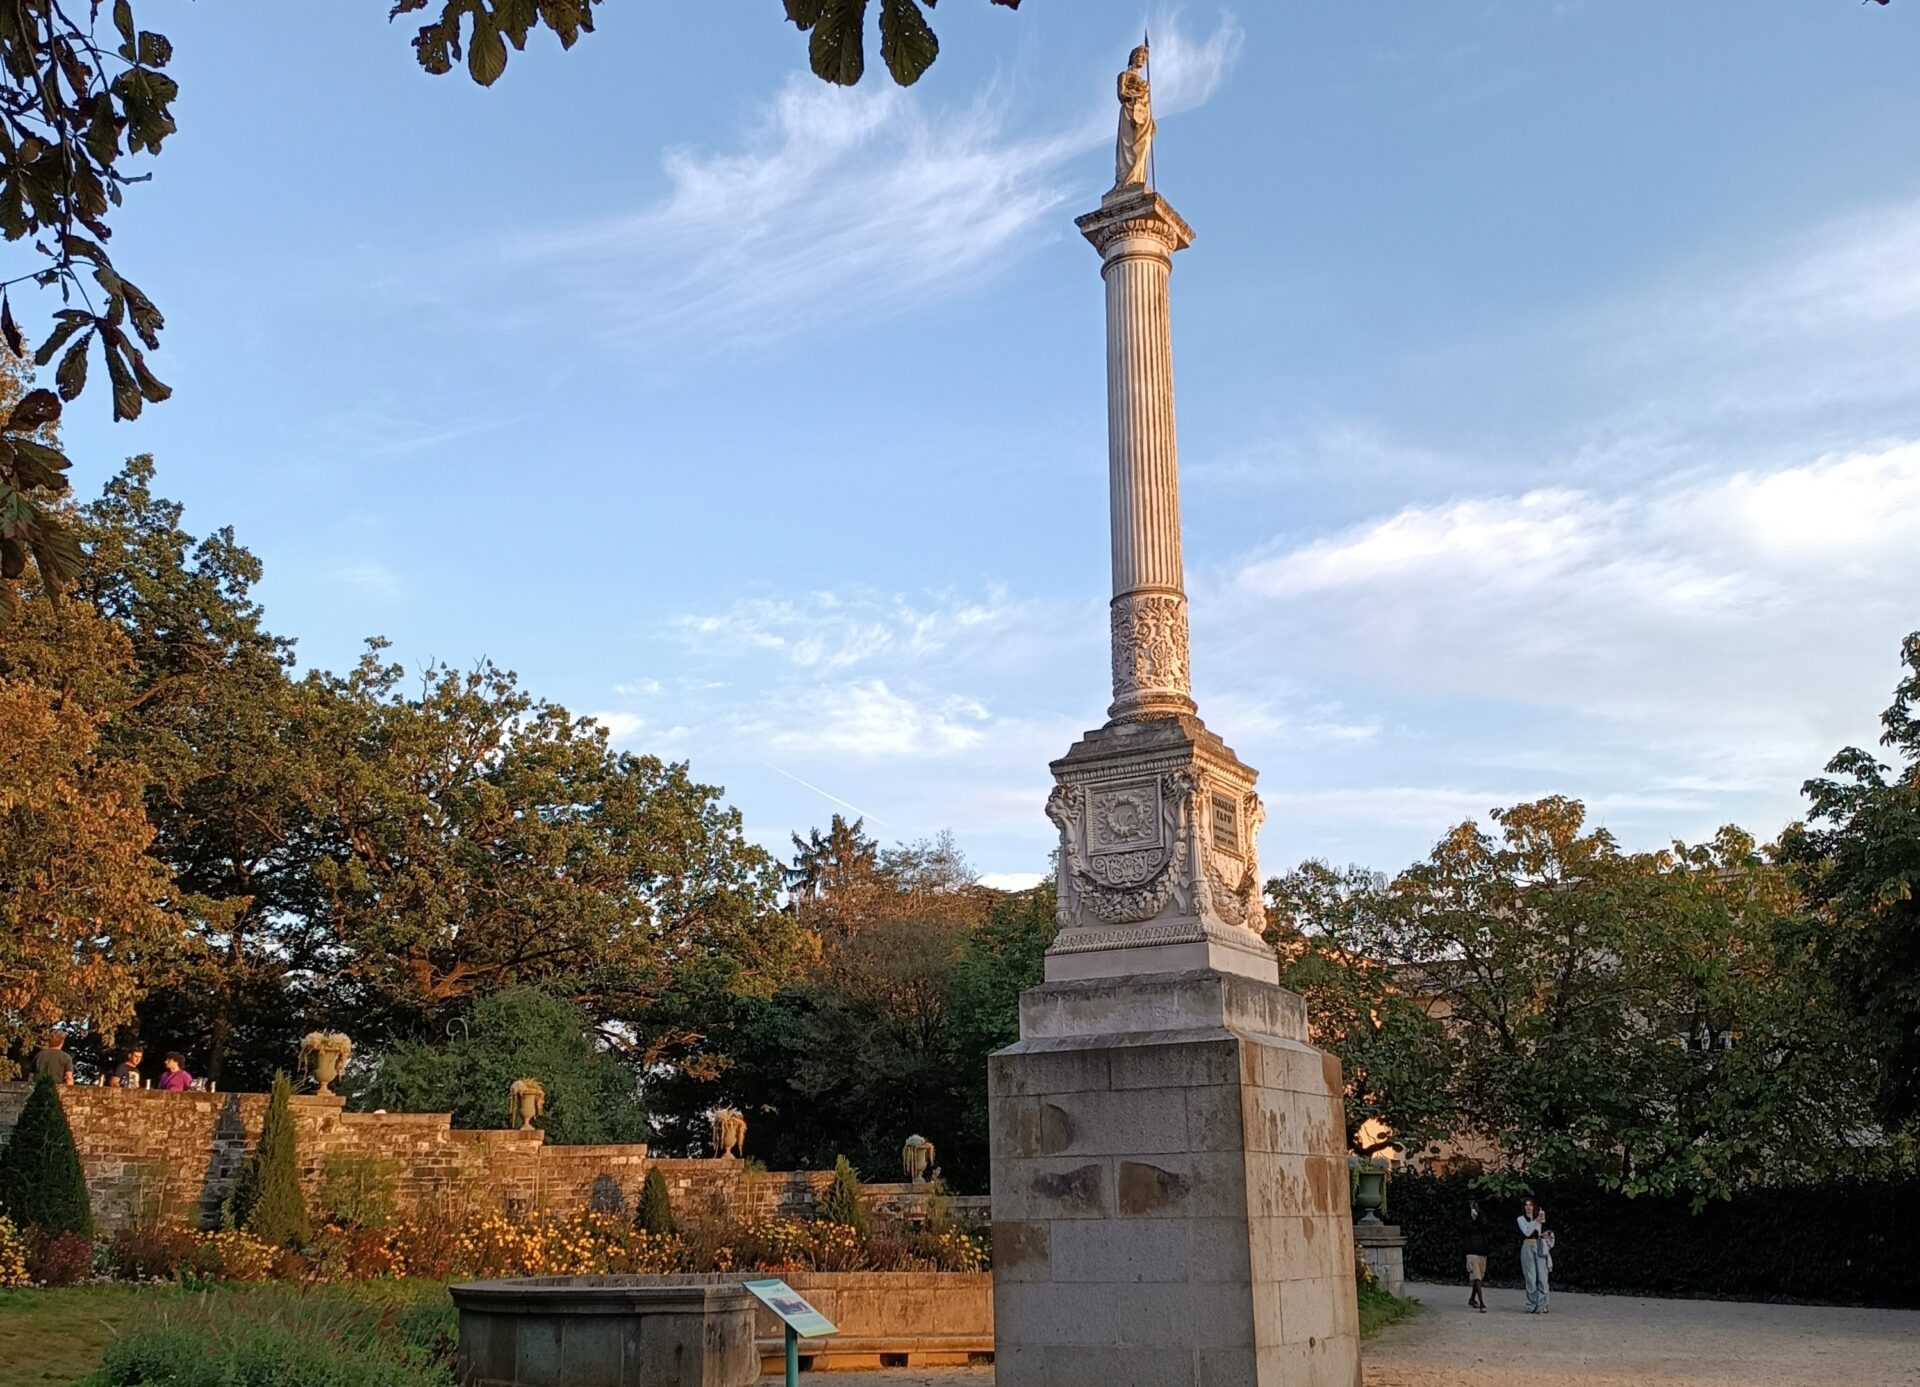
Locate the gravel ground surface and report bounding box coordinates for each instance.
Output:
[759,1283,1920,1387]
[1364,1282,1919,1387]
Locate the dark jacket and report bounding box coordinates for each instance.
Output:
[1462,1206,1491,1257]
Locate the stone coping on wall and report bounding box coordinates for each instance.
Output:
[616,1272,995,1370]
[0,1081,989,1235]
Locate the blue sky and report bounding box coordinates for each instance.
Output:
[56,2,1920,885]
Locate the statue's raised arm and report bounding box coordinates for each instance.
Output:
[1113,42,1154,192]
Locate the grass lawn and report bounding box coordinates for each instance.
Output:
[1358,1282,1424,1339]
[0,1284,162,1387]
[0,1281,449,1387]
[6,1278,1415,1386]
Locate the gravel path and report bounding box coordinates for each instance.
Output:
[759,1284,1920,1387]
[1364,1282,1920,1387]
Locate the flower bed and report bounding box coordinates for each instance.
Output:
[0,1206,988,1287]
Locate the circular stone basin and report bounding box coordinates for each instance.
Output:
[449,1276,760,1387]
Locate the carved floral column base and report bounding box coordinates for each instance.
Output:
[1045,712,1275,985]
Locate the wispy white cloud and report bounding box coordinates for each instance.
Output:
[739,678,992,759]
[673,587,1032,670]
[331,559,404,594]
[1214,439,1920,812]
[490,13,1243,351]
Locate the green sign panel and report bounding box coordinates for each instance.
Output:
[743,1279,837,1339]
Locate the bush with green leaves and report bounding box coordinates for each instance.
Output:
[819,1155,869,1237]
[0,1074,92,1236]
[637,1166,676,1235]
[364,988,645,1144]
[225,1071,310,1247]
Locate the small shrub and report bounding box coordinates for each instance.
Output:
[0,1074,93,1236]
[637,1167,676,1235]
[390,1216,460,1280]
[320,1153,402,1229]
[818,1155,869,1237]
[26,1227,94,1285]
[189,1229,277,1282]
[310,1224,407,1280]
[0,1213,30,1286]
[232,1071,311,1248]
[109,1224,200,1280]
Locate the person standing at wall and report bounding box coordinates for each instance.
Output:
[109,1046,145,1088]
[155,1052,193,1092]
[1463,1194,1491,1311]
[32,1029,76,1084]
[1518,1198,1551,1314]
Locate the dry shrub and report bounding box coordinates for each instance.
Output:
[26,1227,94,1285]
[108,1225,199,1280]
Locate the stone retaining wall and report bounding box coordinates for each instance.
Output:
[0,1083,986,1233]
[633,1272,994,1369]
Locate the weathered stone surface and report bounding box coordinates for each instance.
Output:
[451,1278,758,1387]
[990,971,1361,1387]
[1353,1222,1406,1297]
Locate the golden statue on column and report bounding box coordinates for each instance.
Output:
[1113,42,1154,192]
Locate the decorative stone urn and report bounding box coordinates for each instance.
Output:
[1350,1155,1389,1225]
[901,1134,935,1183]
[298,1031,352,1096]
[509,1078,546,1130]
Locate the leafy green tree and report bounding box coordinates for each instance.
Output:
[230,1071,311,1247]
[0,1075,92,1235]
[1318,798,1884,1200]
[71,458,328,1088]
[818,1155,868,1236]
[1264,861,1455,1159]
[636,1166,676,1235]
[1782,631,1920,1130]
[696,832,995,1180]
[302,646,784,1050]
[943,881,1055,1184]
[364,987,646,1145]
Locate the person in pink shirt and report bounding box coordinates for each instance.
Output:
[156,1051,193,1091]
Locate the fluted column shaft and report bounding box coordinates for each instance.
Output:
[1077,191,1196,722]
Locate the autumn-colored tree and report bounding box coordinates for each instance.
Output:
[0,597,174,1069]
[70,457,328,1088]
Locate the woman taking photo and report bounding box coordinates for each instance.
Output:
[1517,1198,1551,1313]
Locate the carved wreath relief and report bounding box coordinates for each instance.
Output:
[1110,594,1190,709]
[1051,766,1265,932]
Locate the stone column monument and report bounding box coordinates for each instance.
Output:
[988,43,1362,1387]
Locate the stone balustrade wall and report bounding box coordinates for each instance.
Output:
[0,1083,986,1233]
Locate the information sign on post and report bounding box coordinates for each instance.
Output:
[743,1278,837,1387]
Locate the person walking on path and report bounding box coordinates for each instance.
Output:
[156,1052,193,1091]
[1518,1199,1551,1314]
[1463,1195,1491,1311]
[32,1029,76,1084]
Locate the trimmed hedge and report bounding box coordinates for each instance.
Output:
[0,1075,92,1236]
[1390,1171,1920,1309]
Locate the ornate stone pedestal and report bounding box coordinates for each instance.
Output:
[1353,1222,1406,1299]
[990,971,1361,1387]
[1047,714,1275,985]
